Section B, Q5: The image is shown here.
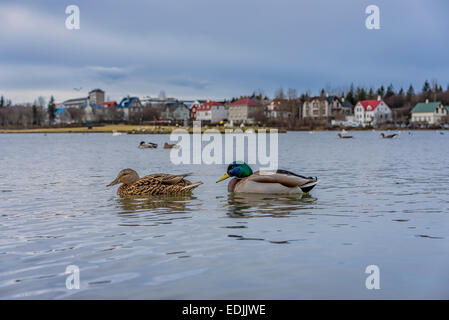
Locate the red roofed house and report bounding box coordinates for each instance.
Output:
[101,101,118,109]
[189,100,205,120]
[196,100,228,123]
[228,97,262,124]
[354,96,392,126]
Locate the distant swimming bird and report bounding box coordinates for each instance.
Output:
[216,162,318,194]
[164,142,180,149]
[107,169,202,197]
[138,141,157,149]
[380,133,398,139]
[338,133,353,139]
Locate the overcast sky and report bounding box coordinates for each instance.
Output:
[1,0,448,104]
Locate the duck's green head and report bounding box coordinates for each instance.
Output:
[216,161,253,183]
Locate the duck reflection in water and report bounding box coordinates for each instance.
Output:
[116,194,199,215]
[224,193,317,218]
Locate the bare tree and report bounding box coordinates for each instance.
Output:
[105,106,123,122]
[67,107,84,124]
[287,88,297,100]
[37,96,46,108]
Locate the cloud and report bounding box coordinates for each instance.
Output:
[167,76,210,90]
[0,0,449,103]
[85,66,129,83]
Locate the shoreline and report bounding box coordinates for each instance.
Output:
[0,124,446,134]
[0,125,287,134]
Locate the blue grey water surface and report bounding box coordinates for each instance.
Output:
[0,131,448,299]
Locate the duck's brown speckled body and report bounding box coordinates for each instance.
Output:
[108,169,202,197]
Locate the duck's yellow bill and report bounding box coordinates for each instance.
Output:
[216,172,230,183]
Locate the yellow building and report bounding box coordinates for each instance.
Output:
[411,101,448,124]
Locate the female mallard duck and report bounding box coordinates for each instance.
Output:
[107,168,202,197]
[216,162,318,194]
[164,142,180,149]
[338,133,353,139]
[380,133,398,139]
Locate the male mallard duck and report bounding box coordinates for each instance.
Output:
[107,168,202,197]
[216,162,318,194]
[380,133,397,139]
[138,141,158,149]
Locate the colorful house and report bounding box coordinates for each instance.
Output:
[228,97,262,124]
[266,99,292,119]
[410,100,448,125]
[55,107,72,124]
[101,101,118,109]
[118,96,143,120]
[302,96,330,119]
[354,97,392,126]
[190,101,201,120]
[160,102,191,121]
[302,95,352,120]
[196,100,228,123]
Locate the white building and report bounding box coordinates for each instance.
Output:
[196,100,228,123]
[354,97,392,126]
[266,99,292,119]
[302,97,331,119]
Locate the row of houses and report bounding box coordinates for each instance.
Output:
[55,88,449,126]
[270,95,394,126]
[269,95,449,126]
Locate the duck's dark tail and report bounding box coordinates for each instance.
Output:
[300,179,319,193]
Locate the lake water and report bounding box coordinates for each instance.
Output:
[0,131,448,299]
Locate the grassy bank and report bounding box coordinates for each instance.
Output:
[0,124,286,134]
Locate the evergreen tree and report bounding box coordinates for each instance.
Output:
[345,83,355,104]
[48,95,56,124]
[32,104,38,125]
[422,80,431,93]
[376,85,385,98]
[406,84,415,101]
[0,95,4,108]
[385,84,395,99]
[320,88,326,98]
[422,80,431,100]
[356,87,367,101]
[431,82,441,93]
